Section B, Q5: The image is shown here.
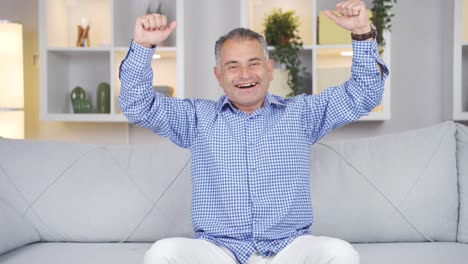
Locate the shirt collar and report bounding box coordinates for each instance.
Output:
[217,93,286,113]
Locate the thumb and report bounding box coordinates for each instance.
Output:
[159,21,176,43]
[323,10,340,24]
[166,21,176,34]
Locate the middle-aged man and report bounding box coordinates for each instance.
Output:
[118,0,388,263]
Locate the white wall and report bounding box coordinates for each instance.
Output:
[1,0,466,144]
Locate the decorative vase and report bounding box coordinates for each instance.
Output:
[71,86,85,113]
[96,82,110,113]
[76,17,90,47]
[71,86,92,113]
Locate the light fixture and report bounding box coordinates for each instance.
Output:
[340,51,353,57]
[152,54,161,59]
[0,20,24,139]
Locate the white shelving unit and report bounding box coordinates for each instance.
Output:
[453,0,468,120]
[240,0,391,121]
[39,0,183,122]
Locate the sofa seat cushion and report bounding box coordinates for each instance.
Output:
[1,241,466,264]
[353,242,468,264]
[0,242,151,264]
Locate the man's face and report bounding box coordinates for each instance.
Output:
[214,38,273,114]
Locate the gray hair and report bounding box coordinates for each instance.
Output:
[214,28,269,69]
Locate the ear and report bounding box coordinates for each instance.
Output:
[214,66,222,85]
[268,59,274,81]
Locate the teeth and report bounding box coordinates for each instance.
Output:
[238,82,256,88]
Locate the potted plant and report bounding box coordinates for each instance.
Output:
[264,8,306,97]
[371,0,397,51]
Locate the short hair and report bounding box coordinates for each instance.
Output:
[214,28,269,68]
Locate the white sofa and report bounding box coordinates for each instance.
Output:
[1,121,467,264]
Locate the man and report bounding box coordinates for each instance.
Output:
[119,0,388,263]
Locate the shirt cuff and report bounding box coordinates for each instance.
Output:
[125,40,157,68]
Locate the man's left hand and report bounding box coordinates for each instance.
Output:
[323,0,371,34]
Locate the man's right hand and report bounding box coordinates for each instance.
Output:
[133,14,176,48]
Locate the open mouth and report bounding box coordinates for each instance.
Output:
[235,82,258,89]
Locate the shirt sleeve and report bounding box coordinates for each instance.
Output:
[118,41,198,148]
[302,39,389,144]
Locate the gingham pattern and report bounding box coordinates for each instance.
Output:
[119,39,388,264]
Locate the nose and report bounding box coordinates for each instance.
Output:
[238,65,251,78]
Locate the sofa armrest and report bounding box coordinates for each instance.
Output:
[457,123,468,243]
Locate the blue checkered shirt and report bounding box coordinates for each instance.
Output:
[119,39,388,264]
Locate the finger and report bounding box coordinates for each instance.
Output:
[338,0,360,17]
[352,8,360,16]
[343,2,356,17]
[346,5,356,16]
[336,2,345,16]
[160,15,167,30]
[146,14,157,31]
[140,16,150,30]
[154,14,163,30]
[351,0,365,14]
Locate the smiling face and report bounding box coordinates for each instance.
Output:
[214,38,274,114]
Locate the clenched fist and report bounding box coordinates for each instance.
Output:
[323,0,371,34]
[133,14,176,48]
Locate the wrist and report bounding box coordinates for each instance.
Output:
[351,24,376,41]
[133,40,153,49]
[352,24,372,35]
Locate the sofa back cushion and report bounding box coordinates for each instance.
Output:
[0,199,39,254]
[456,123,468,243]
[0,138,193,242]
[0,121,460,243]
[309,121,459,242]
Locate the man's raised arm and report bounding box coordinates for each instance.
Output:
[118,15,197,148]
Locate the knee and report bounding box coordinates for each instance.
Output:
[144,238,181,264]
[323,238,359,264]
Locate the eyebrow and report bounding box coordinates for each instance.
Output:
[223,57,263,67]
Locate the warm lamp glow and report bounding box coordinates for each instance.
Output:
[0,112,24,139]
[0,20,24,139]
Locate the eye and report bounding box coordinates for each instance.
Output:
[249,61,262,68]
[227,65,238,71]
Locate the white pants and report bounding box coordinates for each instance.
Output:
[144,235,359,264]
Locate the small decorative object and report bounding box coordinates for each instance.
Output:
[371,0,397,51]
[71,86,92,113]
[76,17,90,47]
[264,8,306,97]
[153,85,174,97]
[96,82,110,113]
[145,0,162,14]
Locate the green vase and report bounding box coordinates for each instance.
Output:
[96,82,110,113]
[71,86,86,113]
